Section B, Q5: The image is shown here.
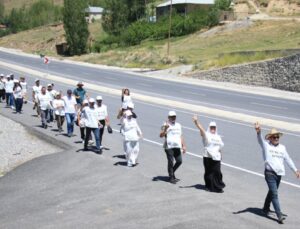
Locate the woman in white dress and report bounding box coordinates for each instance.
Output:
[121,110,142,167]
[52,92,65,132]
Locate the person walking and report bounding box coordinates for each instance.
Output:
[82,98,101,154]
[13,80,23,114]
[96,96,111,147]
[193,115,225,193]
[52,92,65,132]
[46,84,56,123]
[159,111,186,184]
[0,74,5,103]
[19,76,28,104]
[63,89,77,137]
[37,86,52,129]
[254,122,300,224]
[121,110,142,167]
[4,75,14,109]
[32,79,42,116]
[77,99,90,143]
[74,81,88,106]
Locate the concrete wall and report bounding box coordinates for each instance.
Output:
[190,53,300,92]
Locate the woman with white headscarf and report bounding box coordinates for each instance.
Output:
[193,115,225,193]
[121,110,142,167]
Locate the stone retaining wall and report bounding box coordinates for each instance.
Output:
[190,53,300,92]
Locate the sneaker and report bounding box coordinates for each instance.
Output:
[174,177,180,182]
[262,208,270,216]
[44,124,48,129]
[278,215,286,224]
[88,140,94,145]
[169,177,177,184]
[95,149,102,155]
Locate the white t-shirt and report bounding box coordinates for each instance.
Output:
[14,86,23,99]
[82,107,99,128]
[20,82,27,93]
[257,133,297,176]
[4,80,14,93]
[122,95,132,108]
[121,118,142,141]
[0,80,5,90]
[162,122,182,149]
[37,93,52,110]
[63,96,77,114]
[203,132,224,161]
[96,104,108,120]
[52,99,65,116]
[33,85,42,96]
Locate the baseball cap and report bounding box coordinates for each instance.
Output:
[89,98,95,103]
[125,110,133,116]
[209,121,217,127]
[47,83,52,87]
[0,73,4,77]
[83,99,88,104]
[96,96,103,101]
[77,81,84,86]
[168,111,176,117]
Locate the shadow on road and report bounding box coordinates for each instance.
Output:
[113,154,126,159]
[179,184,207,191]
[152,176,170,183]
[233,207,278,223]
[114,161,128,166]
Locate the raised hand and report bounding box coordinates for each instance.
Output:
[296,170,300,179]
[192,115,198,123]
[255,122,261,133]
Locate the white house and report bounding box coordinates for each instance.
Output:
[85,6,104,23]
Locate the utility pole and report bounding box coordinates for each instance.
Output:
[167,0,173,59]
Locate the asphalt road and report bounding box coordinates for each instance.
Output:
[0,61,300,228]
[0,50,299,123]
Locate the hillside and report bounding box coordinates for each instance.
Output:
[0,19,299,70]
[2,0,63,14]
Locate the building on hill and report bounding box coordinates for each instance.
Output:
[85,6,104,23]
[156,0,215,19]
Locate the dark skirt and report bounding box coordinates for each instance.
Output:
[203,157,225,192]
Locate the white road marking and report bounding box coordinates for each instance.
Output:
[111,128,300,189]
[251,102,288,110]
[182,91,206,96]
[137,83,151,87]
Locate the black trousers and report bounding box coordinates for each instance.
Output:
[203,157,225,192]
[0,89,5,101]
[99,119,106,145]
[165,148,182,178]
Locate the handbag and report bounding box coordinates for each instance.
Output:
[107,125,113,134]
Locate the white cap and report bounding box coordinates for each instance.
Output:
[35,78,40,82]
[168,111,176,116]
[83,99,88,104]
[0,73,4,77]
[77,81,84,86]
[47,83,52,87]
[96,96,103,101]
[13,79,19,83]
[89,98,95,103]
[6,75,10,78]
[127,102,134,109]
[209,121,217,127]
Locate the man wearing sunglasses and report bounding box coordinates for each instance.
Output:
[255,122,300,224]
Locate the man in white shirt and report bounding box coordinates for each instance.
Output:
[255,122,300,224]
[37,86,52,129]
[19,76,28,104]
[32,79,42,116]
[0,74,5,103]
[96,96,111,147]
[63,89,77,137]
[82,98,101,154]
[4,75,14,108]
[160,111,186,184]
[46,84,56,122]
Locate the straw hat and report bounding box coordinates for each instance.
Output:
[265,128,283,140]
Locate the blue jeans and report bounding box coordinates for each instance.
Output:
[65,113,75,135]
[5,93,14,106]
[15,98,23,113]
[84,127,100,150]
[264,170,282,218]
[41,109,49,126]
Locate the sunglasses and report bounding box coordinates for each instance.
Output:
[271,135,280,140]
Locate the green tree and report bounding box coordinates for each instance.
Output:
[0,1,4,21]
[102,0,146,35]
[215,0,232,10]
[63,0,89,55]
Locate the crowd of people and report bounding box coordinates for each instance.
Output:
[1,73,300,224]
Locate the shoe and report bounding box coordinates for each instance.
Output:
[68,133,72,137]
[278,215,286,224]
[88,140,94,145]
[100,146,104,149]
[44,124,48,129]
[262,208,270,216]
[83,148,88,151]
[174,177,180,182]
[95,149,102,154]
[127,163,133,167]
[169,177,177,184]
